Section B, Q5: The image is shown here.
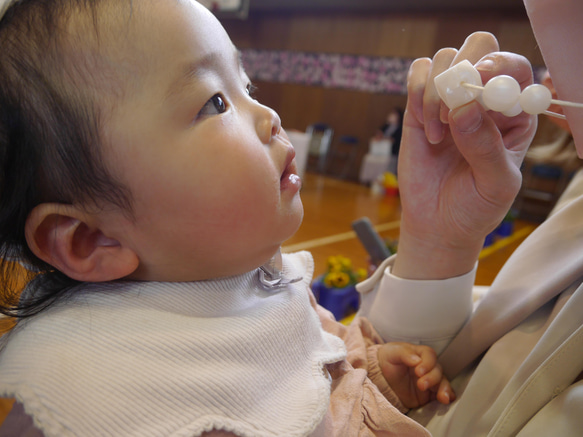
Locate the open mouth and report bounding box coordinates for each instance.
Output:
[280,147,301,190]
[281,160,298,182]
[281,147,296,180]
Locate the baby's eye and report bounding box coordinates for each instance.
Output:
[198,94,227,117]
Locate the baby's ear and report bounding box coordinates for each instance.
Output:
[25,203,139,282]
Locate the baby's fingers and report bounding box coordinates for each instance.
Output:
[379,342,423,368]
[410,345,438,377]
[417,365,456,405]
[416,363,443,392]
[436,377,456,405]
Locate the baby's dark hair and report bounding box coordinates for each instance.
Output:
[0,0,133,318]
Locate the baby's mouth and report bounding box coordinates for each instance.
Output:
[280,149,301,190]
[281,161,297,182]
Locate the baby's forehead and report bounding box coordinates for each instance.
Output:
[63,0,240,118]
[61,0,238,102]
[62,1,179,95]
[57,9,138,102]
[68,0,222,68]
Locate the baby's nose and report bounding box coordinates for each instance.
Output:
[256,103,281,144]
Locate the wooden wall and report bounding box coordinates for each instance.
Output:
[222,10,543,181]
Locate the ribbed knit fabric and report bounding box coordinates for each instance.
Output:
[0,251,347,437]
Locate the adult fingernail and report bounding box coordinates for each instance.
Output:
[427,120,445,144]
[475,59,495,72]
[452,103,483,133]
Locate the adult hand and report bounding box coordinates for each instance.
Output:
[393,32,537,280]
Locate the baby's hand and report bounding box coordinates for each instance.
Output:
[378,342,455,409]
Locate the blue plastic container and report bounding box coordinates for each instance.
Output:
[312,277,360,321]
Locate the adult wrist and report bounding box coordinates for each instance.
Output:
[392,228,482,280]
[358,257,476,354]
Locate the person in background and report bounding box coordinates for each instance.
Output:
[376,107,404,175]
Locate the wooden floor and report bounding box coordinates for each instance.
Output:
[0,171,538,425]
[283,172,537,285]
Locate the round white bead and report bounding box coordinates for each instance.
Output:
[502,102,523,117]
[482,75,521,112]
[519,84,552,115]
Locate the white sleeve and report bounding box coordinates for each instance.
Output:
[356,255,476,355]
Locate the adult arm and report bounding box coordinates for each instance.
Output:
[357,256,476,355]
[394,32,537,281]
[357,33,537,356]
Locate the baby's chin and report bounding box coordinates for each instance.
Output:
[285,200,305,238]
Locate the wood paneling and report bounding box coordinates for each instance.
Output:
[432,14,500,53]
[497,20,544,66]
[376,17,439,58]
[224,11,539,60]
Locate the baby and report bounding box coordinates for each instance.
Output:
[0,1,453,436]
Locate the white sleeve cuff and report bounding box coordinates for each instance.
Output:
[357,256,476,355]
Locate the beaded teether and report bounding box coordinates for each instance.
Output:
[434,59,583,119]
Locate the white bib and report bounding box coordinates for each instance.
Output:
[0,252,346,437]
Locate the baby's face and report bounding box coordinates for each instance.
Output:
[95,0,303,281]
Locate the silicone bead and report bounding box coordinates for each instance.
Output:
[482,75,521,113]
[519,84,552,115]
[434,60,483,110]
